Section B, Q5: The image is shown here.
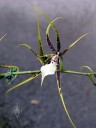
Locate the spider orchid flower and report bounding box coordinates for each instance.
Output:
[41,55,58,85]
[4,7,92,128]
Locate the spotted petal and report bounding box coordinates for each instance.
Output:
[40,61,57,86]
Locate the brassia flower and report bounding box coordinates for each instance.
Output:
[1,7,96,128]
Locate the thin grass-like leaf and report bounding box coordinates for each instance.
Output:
[6,73,41,95]
[61,33,89,55]
[56,60,76,128]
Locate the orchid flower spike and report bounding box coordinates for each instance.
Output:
[40,55,58,86]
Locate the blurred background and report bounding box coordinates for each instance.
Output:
[0,0,96,128]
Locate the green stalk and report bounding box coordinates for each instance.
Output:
[61,70,96,76]
[1,69,96,76]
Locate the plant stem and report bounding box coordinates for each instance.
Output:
[0,69,96,77]
[61,70,95,76]
[0,70,40,77]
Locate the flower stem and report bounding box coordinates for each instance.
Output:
[0,69,96,77]
[61,70,95,76]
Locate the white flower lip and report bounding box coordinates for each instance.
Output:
[40,61,57,86]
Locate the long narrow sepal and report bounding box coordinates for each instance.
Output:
[6,72,41,95]
[18,44,44,64]
[61,33,89,56]
[46,34,57,54]
[34,6,62,53]
[35,8,46,63]
[56,59,76,128]
[17,44,38,57]
[57,86,76,128]
[34,6,61,41]
[46,17,63,52]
